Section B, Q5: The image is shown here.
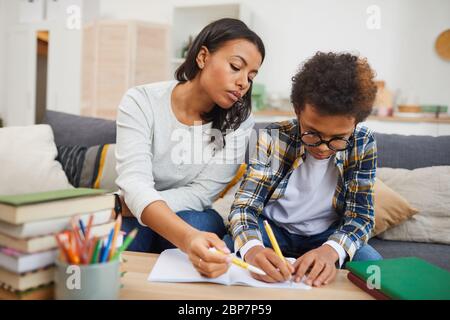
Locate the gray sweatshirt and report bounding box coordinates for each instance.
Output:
[115,80,254,225]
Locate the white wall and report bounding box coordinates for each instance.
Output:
[0,0,99,124]
[100,0,450,110]
[0,0,6,122]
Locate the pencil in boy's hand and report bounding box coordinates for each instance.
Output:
[112,228,138,260]
[263,220,286,264]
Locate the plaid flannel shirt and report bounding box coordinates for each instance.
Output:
[228,119,377,260]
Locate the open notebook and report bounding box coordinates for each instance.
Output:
[148,249,311,290]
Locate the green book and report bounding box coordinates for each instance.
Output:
[0,188,107,206]
[346,257,450,300]
[0,188,115,224]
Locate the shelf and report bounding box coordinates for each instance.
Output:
[253,109,450,124]
[368,115,450,124]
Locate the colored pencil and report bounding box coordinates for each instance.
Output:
[55,233,70,263]
[108,215,122,260]
[100,229,114,263]
[92,238,103,264]
[67,233,80,264]
[112,228,138,260]
[78,219,86,238]
[84,214,94,242]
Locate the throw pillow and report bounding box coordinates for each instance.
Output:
[58,144,118,191]
[0,125,73,195]
[373,179,418,236]
[217,163,247,199]
[377,166,450,244]
[213,163,248,225]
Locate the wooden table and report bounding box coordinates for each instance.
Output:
[119,251,373,300]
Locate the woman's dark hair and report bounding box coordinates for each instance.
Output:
[290,52,377,123]
[175,18,265,136]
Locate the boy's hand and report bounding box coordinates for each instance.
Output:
[292,245,338,287]
[244,246,294,283]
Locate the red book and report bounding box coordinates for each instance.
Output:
[347,272,391,300]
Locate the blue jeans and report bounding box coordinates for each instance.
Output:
[223,215,382,268]
[121,209,227,253]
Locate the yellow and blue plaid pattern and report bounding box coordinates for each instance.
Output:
[228,119,377,260]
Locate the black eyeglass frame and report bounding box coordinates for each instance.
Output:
[300,131,353,152]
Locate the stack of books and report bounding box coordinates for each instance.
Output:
[346,257,450,300]
[0,188,115,299]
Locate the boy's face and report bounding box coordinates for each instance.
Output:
[296,104,356,160]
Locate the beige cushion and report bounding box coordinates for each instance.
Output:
[373,179,418,236]
[0,125,73,195]
[377,166,450,244]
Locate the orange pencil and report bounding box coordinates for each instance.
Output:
[68,232,80,264]
[84,214,94,242]
[59,232,78,264]
[85,237,96,265]
[108,215,122,261]
[55,233,70,263]
[70,218,84,261]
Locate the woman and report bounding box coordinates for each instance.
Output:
[116,18,265,278]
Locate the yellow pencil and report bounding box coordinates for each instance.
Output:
[108,214,122,260]
[210,248,266,276]
[230,256,267,276]
[263,220,287,264]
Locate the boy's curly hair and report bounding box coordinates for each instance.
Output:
[290,52,377,123]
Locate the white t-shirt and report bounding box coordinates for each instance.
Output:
[240,152,347,266]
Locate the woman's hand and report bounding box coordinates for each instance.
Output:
[244,246,294,283]
[292,245,338,287]
[184,230,232,278]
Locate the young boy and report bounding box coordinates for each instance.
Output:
[225,52,382,287]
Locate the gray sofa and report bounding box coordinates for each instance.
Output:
[43,110,450,271]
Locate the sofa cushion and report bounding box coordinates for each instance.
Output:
[57,144,117,191]
[43,110,116,147]
[0,125,73,195]
[375,132,450,169]
[373,179,418,236]
[376,166,450,245]
[368,238,450,271]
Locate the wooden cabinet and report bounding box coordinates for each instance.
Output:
[81,20,170,120]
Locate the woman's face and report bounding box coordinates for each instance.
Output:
[196,39,263,109]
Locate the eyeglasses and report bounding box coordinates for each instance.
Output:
[300,131,352,151]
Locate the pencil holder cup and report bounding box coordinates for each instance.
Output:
[54,259,121,300]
